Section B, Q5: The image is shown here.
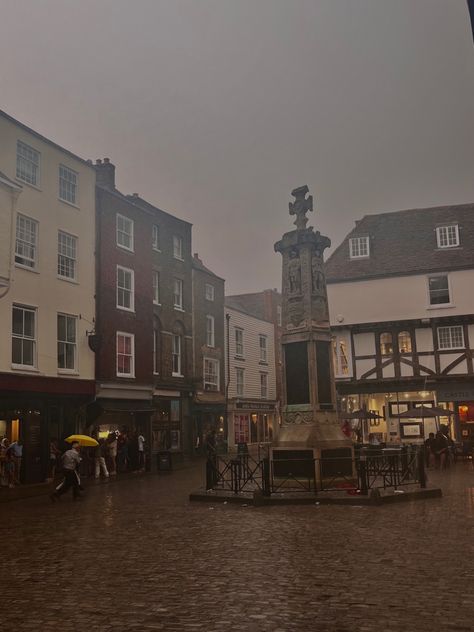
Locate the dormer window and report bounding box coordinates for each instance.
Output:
[349,236,369,259]
[436,225,459,249]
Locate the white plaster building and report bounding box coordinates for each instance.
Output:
[326,204,474,444]
[225,304,277,450]
[0,111,96,482]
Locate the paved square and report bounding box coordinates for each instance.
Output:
[2,461,474,631]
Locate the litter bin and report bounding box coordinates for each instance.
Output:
[157,451,172,472]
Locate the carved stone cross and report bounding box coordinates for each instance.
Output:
[289,185,313,230]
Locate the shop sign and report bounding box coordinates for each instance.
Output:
[437,386,474,401]
[236,401,275,411]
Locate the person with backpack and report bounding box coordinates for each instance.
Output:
[50,441,82,501]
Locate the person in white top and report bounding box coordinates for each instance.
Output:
[138,434,145,471]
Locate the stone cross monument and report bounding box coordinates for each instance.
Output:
[274,186,351,459]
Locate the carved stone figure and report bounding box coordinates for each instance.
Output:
[288,249,301,294]
[289,185,313,230]
[311,253,325,295]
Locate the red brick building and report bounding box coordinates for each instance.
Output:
[191,254,226,450]
[92,159,194,461]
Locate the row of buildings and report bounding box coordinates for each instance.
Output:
[0,110,283,484]
[2,109,474,484]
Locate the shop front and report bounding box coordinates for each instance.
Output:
[0,374,94,484]
[193,391,226,454]
[437,384,474,442]
[340,389,455,444]
[227,399,277,452]
[151,389,193,465]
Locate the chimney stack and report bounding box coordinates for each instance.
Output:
[94,158,115,190]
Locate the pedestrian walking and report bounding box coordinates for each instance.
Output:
[50,441,82,501]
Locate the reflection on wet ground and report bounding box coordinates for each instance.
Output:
[2,460,474,631]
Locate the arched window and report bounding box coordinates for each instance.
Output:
[153,317,161,375]
[380,333,393,356]
[398,331,412,354]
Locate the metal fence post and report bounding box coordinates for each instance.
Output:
[418,449,427,489]
[359,458,368,495]
[230,458,239,494]
[262,457,271,496]
[206,457,215,490]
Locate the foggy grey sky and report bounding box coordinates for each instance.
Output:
[1,0,474,294]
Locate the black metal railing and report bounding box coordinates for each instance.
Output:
[205,447,426,497]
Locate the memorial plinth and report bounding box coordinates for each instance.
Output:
[274,186,351,459]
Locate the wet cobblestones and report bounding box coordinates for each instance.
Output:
[1,462,474,631]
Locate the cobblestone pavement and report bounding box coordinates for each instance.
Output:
[2,461,474,632]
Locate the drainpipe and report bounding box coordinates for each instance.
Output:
[224,312,231,450]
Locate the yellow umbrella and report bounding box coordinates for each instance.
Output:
[65,434,98,447]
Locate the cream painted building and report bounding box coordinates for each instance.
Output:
[326,204,474,444]
[0,110,96,483]
[225,304,277,450]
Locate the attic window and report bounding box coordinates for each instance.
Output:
[349,236,369,259]
[436,225,459,249]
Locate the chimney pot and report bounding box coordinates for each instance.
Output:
[132,193,139,197]
[94,158,115,189]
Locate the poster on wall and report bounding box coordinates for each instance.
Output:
[400,423,422,438]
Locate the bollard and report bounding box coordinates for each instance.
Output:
[418,449,427,489]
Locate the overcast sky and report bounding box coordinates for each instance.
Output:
[1,0,474,294]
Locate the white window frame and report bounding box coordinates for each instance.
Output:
[57,231,77,281]
[116,214,134,252]
[116,332,135,377]
[173,235,184,260]
[235,328,244,357]
[437,326,464,350]
[332,334,352,378]
[205,283,215,301]
[349,236,370,259]
[260,372,268,399]
[236,367,244,397]
[259,334,267,362]
[206,315,215,347]
[15,214,38,270]
[12,305,37,369]
[427,274,451,307]
[16,140,40,187]
[116,265,135,312]
[59,165,78,205]
[172,334,182,376]
[152,225,160,251]
[57,313,77,372]
[153,271,160,305]
[204,358,219,391]
[436,225,459,249]
[173,278,183,310]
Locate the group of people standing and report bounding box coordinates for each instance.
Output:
[425,430,455,469]
[89,430,146,478]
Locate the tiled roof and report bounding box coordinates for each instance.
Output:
[225,290,280,321]
[325,203,474,283]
